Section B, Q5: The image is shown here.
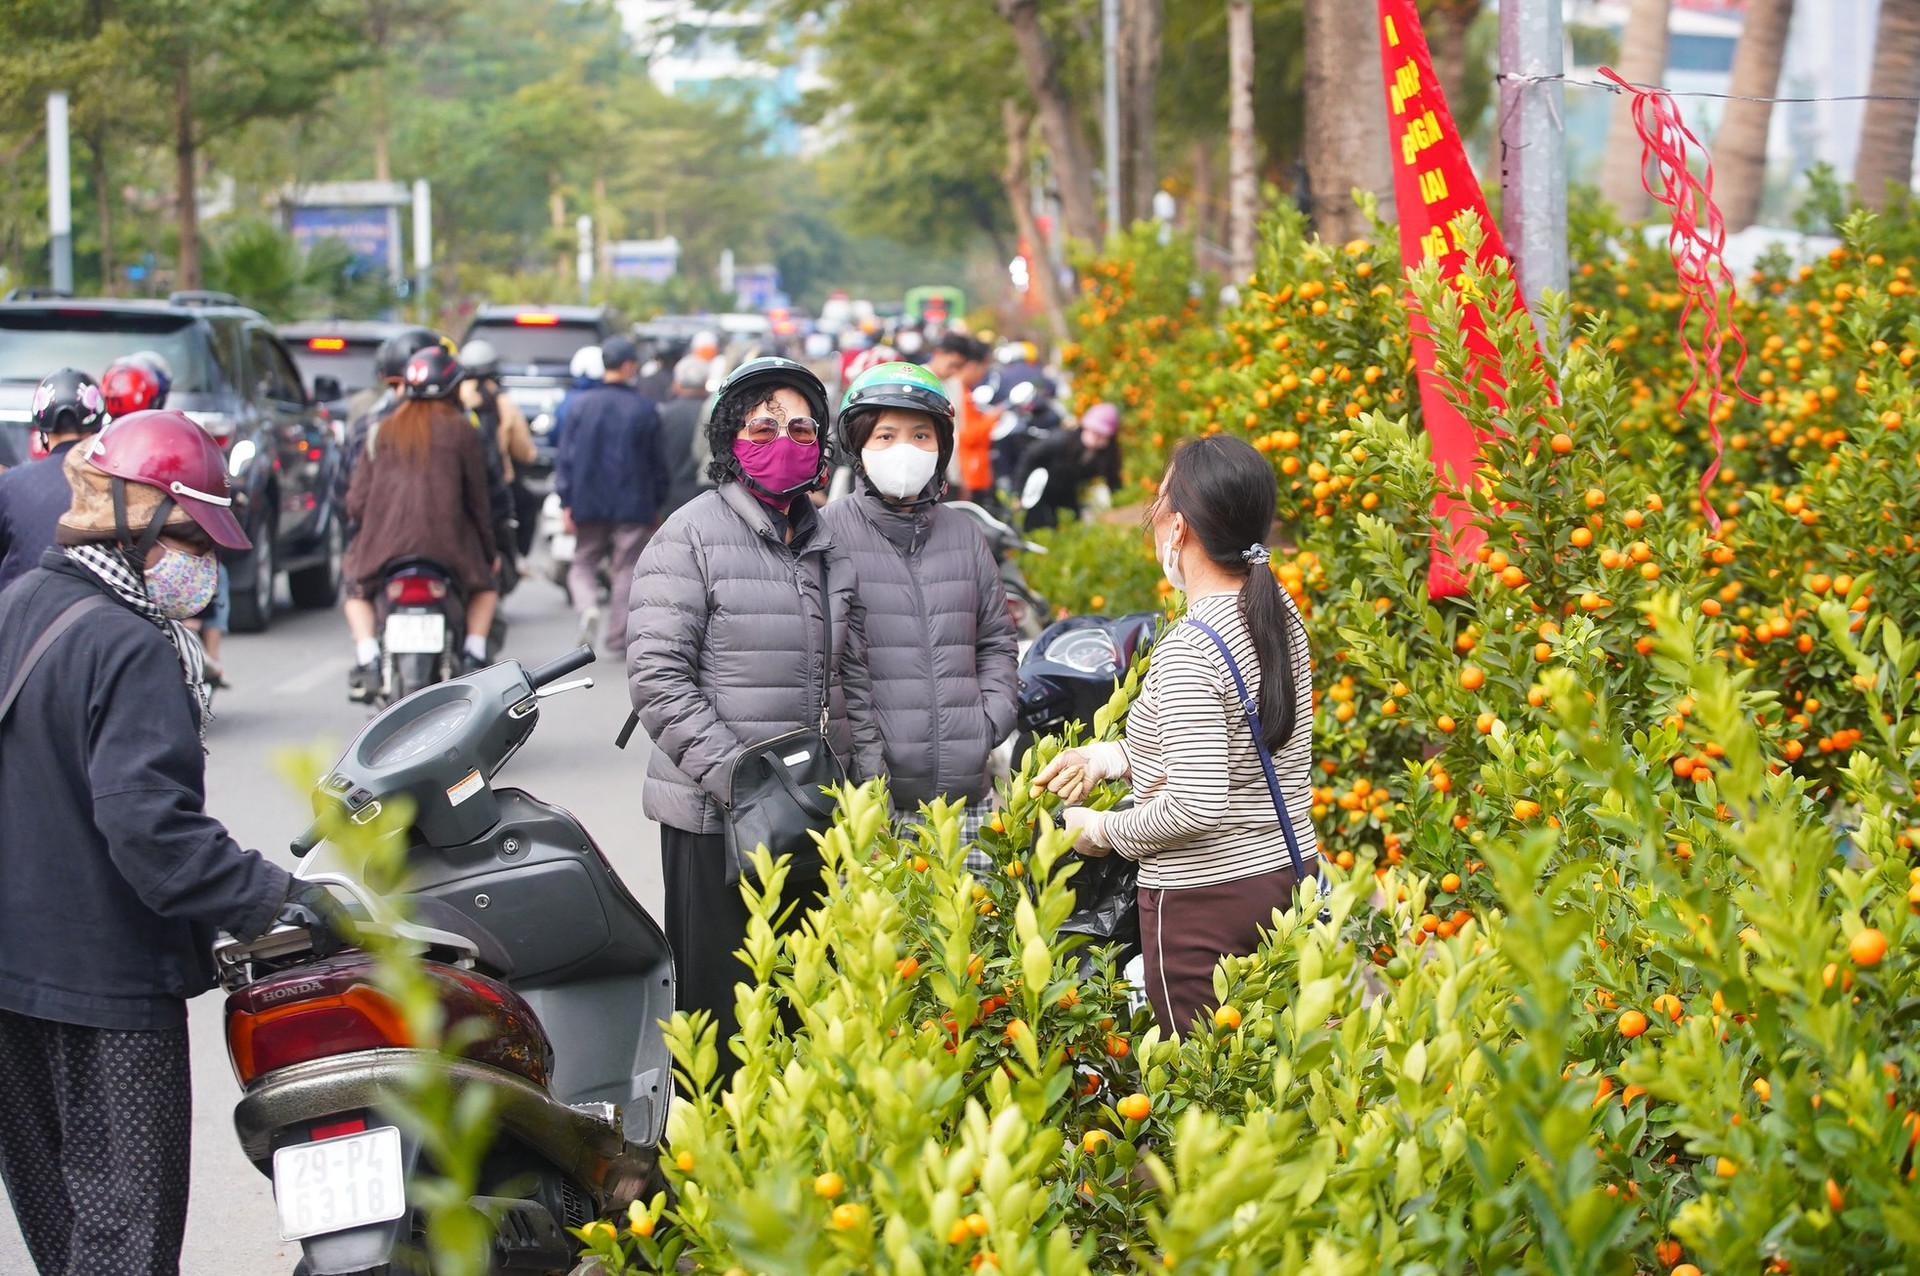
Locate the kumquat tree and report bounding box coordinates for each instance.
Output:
[561,194,1920,1275]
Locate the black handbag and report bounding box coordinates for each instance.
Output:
[721,727,845,885]
[720,559,846,885]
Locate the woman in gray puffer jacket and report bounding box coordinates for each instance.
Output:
[627,356,878,1075]
[821,362,1019,846]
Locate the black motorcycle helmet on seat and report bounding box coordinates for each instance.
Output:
[375,327,444,382]
[704,355,832,494]
[30,368,108,443]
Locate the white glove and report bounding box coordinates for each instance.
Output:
[1021,467,1050,510]
[1062,806,1111,855]
[1031,741,1128,804]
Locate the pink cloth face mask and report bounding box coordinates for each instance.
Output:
[733,437,819,506]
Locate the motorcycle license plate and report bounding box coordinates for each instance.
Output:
[384,612,446,654]
[272,1125,405,1241]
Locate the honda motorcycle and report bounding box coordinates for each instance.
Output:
[1010,611,1162,768]
[365,557,464,707]
[216,646,674,1276]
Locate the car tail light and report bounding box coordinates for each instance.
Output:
[228,985,411,1086]
[307,337,347,351]
[386,575,447,605]
[514,313,560,326]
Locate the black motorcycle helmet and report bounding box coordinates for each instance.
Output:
[401,346,465,400]
[31,368,107,442]
[704,356,832,495]
[375,327,444,382]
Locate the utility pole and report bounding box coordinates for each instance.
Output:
[47,93,72,293]
[1498,0,1569,339]
[412,179,432,323]
[575,214,594,303]
[1102,0,1122,239]
[1227,0,1256,284]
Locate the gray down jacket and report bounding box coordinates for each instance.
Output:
[821,488,1019,809]
[627,482,879,835]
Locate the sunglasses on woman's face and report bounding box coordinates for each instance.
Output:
[742,415,820,445]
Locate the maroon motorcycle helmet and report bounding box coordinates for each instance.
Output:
[69,410,251,552]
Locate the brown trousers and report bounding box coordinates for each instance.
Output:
[1138,862,1308,1036]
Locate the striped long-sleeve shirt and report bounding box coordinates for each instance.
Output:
[1099,589,1318,889]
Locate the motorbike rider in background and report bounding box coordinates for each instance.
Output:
[0,410,347,1276]
[0,369,108,593]
[460,339,541,559]
[340,347,499,700]
[332,327,442,534]
[1015,401,1124,530]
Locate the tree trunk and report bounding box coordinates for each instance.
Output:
[1855,0,1920,209]
[1228,0,1257,282]
[1119,0,1163,224]
[550,177,567,279]
[1427,1,1479,117]
[174,62,199,290]
[1002,99,1071,344]
[1302,0,1393,242]
[997,0,1102,245]
[89,133,114,296]
[369,4,392,182]
[1711,0,1794,232]
[1599,0,1670,220]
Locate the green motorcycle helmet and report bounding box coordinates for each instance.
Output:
[838,362,957,506]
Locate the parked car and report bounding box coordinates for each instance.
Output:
[0,291,344,631]
[278,319,424,421]
[460,304,622,473]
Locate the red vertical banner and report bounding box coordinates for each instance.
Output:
[1377,0,1529,597]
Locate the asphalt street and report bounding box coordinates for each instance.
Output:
[0,563,662,1276]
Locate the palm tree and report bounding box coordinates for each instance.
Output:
[1711,0,1795,232]
[1599,0,1670,220]
[1855,0,1920,210]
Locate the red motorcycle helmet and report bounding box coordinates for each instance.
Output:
[78,410,251,552]
[101,360,166,418]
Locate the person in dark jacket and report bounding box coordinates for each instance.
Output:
[340,347,499,698]
[0,410,340,1276]
[555,335,668,653]
[0,368,108,594]
[654,353,711,520]
[1016,401,1123,530]
[821,362,1018,859]
[627,356,879,1084]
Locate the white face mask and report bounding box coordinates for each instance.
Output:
[862,444,940,501]
[1158,523,1187,593]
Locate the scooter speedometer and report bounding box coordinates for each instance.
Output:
[1043,628,1119,676]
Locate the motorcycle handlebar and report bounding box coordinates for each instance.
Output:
[527,645,596,690]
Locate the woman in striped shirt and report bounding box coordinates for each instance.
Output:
[1034,435,1316,1035]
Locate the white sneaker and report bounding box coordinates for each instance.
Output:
[577,605,602,647]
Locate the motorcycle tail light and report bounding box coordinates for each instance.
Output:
[228,985,411,1086]
[226,955,553,1089]
[386,575,448,605]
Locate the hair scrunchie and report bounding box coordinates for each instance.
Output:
[1241,543,1271,566]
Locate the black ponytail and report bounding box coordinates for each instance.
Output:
[1159,435,1302,751]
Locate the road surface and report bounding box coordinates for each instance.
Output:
[0,569,662,1276]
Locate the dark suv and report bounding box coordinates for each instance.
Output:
[278,319,424,421]
[460,304,622,472]
[0,292,344,631]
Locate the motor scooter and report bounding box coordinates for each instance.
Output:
[948,499,1051,640]
[365,557,464,707]
[217,646,674,1276]
[1010,611,1162,768]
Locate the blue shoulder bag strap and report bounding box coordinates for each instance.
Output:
[1184,617,1311,883]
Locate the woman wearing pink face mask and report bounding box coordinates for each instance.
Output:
[626,356,880,1083]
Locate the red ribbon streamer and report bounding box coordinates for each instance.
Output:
[1599,66,1761,533]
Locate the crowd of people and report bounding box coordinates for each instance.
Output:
[0,316,1320,1273]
